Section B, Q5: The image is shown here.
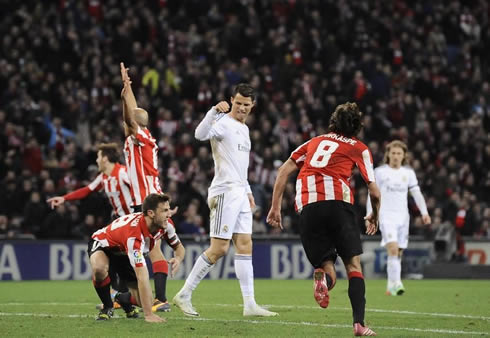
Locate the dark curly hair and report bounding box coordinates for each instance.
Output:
[327,102,363,137]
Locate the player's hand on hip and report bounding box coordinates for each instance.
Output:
[145,313,166,323]
[422,214,431,225]
[266,208,283,229]
[168,257,181,277]
[47,197,64,209]
[214,101,230,113]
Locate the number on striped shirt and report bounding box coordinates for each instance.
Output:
[310,140,339,168]
[110,215,132,230]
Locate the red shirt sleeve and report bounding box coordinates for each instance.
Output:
[289,140,311,169]
[354,145,376,184]
[64,186,92,201]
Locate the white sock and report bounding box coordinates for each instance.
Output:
[183,253,214,293]
[234,254,256,308]
[387,255,401,288]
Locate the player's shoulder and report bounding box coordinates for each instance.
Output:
[401,165,416,174]
[215,112,229,124]
[166,219,176,234]
[375,164,390,171]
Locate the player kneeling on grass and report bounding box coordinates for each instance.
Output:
[88,193,184,322]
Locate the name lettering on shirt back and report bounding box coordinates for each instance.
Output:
[325,133,357,145]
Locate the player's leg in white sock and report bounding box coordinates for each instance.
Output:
[234,254,256,308]
[182,253,214,294]
[387,255,399,290]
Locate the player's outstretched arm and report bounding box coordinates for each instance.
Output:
[169,243,185,277]
[47,186,93,209]
[267,159,298,229]
[134,266,166,323]
[47,196,65,209]
[364,181,381,235]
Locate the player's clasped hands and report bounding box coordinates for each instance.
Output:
[214,101,230,113]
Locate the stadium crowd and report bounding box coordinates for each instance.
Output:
[0,0,489,243]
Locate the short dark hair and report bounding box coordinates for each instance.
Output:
[97,143,120,163]
[142,193,170,215]
[233,83,256,102]
[327,102,363,137]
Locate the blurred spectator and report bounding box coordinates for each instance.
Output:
[252,207,267,234]
[178,202,205,235]
[38,205,73,239]
[22,191,48,235]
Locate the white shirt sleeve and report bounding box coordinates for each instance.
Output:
[408,169,428,215]
[365,167,380,215]
[195,107,227,141]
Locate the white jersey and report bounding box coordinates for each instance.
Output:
[195,108,252,198]
[372,164,419,223]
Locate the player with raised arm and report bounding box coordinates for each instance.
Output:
[88,193,184,322]
[173,83,278,318]
[120,62,174,312]
[366,140,431,296]
[267,102,380,336]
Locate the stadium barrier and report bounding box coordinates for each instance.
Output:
[1,236,489,281]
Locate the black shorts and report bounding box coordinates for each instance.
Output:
[299,200,362,268]
[87,239,137,283]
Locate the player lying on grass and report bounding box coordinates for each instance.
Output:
[87,193,184,322]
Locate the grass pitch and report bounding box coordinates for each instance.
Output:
[0,279,489,337]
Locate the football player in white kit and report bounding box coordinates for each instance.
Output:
[366,140,431,295]
[173,84,278,317]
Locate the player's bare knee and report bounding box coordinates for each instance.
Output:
[92,266,108,281]
[234,242,252,255]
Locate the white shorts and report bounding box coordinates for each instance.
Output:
[208,189,252,240]
[379,214,409,249]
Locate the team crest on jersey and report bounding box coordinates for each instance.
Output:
[402,176,407,182]
[223,225,229,233]
[238,144,250,152]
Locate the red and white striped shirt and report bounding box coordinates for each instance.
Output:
[64,163,134,217]
[124,125,163,205]
[290,132,375,212]
[91,212,180,268]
